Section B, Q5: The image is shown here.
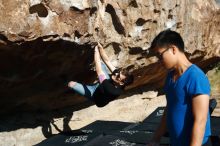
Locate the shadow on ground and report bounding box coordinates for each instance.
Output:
[0,100,93,138]
[0,83,162,139]
[35,107,220,146]
[34,107,169,146]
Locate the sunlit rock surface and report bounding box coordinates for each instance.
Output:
[0,0,220,114]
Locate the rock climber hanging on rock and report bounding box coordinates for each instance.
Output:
[68,43,134,107]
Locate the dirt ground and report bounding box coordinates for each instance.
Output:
[0,89,219,146]
[0,91,167,146]
[56,91,167,130]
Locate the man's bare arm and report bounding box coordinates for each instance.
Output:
[190,94,209,146]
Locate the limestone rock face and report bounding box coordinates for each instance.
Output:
[0,0,220,114]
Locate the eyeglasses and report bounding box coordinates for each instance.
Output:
[112,68,125,82]
[115,73,121,80]
[113,68,121,75]
[157,48,170,60]
[113,69,121,78]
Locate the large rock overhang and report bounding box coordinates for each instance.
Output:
[0,0,219,115]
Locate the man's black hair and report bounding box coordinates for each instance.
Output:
[150,29,185,52]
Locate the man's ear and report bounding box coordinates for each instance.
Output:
[171,45,178,55]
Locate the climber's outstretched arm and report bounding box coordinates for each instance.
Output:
[97,43,116,73]
[94,46,108,83]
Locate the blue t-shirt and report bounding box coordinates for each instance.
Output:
[164,64,211,146]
